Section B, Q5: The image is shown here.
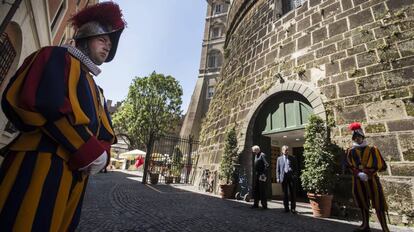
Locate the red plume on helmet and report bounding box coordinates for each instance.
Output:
[348,122,362,131]
[349,122,365,138]
[70,2,126,31]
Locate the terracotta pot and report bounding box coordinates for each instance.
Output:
[220,184,235,199]
[149,173,159,184]
[165,176,174,184]
[307,193,333,218]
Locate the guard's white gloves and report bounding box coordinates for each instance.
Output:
[78,151,108,175]
[357,172,368,182]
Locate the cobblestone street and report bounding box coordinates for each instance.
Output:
[78,171,412,232]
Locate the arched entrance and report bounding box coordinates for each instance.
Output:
[253,91,312,198]
[239,81,327,199]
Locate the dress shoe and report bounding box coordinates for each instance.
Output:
[284,209,290,213]
[262,206,268,209]
[290,209,297,214]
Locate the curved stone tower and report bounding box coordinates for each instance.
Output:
[196,0,414,225]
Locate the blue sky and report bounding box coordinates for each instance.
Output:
[96,0,207,113]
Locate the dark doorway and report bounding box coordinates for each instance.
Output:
[292,147,306,199]
[252,131,272,198]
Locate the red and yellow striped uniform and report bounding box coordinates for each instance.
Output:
[346,145,388,212]
[0,46,116,231]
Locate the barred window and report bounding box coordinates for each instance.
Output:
[282,0,305,14]
[0,33,16,88]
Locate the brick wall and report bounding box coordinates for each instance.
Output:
[197,0,414,225]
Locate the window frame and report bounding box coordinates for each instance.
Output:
[211,27,221,39]
[282,0,305,15]
[208,53,218,68]
[59,32,67,45]
[207,86,215,99]
[50,0,68,35]
[214,4,223,14]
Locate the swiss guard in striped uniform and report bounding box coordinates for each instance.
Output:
[346,122,389,232]
[0,2,125,231]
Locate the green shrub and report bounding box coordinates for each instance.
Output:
[172,146,183,176]
[219,127,238,184]
[301,115,336,194]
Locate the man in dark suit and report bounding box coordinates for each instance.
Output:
[251,145,269,209]
[276,145,298,213]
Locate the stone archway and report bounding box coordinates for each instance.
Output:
[237,81,327,189]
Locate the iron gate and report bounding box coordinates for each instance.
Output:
[149,135,199,184]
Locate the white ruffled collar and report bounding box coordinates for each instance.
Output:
[62,45,101,76]
[352,140,368,148]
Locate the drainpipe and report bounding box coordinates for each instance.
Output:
[0,0,23,35]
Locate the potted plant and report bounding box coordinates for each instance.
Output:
[149,172,159,184]
[163,156,174,184]
[219,127,239,198]
[172,147,184,183]
[148,160,160,184]
[301,115,336,217]
[164,174,174,184]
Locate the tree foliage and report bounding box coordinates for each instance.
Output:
[112,72,183,150]
[171,146,184,176]
[219,127,238,184]
[301,115,336,195]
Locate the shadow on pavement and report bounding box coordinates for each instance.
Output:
[78,171,406,232]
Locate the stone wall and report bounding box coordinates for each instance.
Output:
[197,0,414,225]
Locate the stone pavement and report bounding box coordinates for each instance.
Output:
[77,170,413,232]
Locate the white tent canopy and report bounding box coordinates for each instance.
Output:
[119,149,146,159]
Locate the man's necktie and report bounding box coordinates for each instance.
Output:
[284,156,290,173]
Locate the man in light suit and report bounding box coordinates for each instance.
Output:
[277,145,298,213]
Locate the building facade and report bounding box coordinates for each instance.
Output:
[0,0,98,148]
[180,0,230,140]
[195,0,414,225]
